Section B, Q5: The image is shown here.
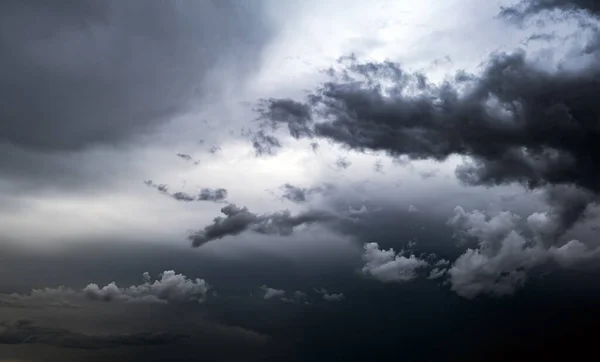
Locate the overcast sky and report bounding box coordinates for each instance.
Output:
[2,0,600,361]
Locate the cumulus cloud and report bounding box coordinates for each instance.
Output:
[315,288,345,302]
[447,206,600,299]
[361,242,430,283]
[188,204,343,247]
[260,285,285,300]
[3,270,210,307]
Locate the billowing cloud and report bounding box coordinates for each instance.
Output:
[447,206,600,299]
[361,242,430,283]
[188,204,343,247]
[3,270,210,306]
[254,15,600,230]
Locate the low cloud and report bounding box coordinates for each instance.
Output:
[315,288,345,302]
[447,206,600,299]
[361,242,430,283]
[188,204,343,247]
[2,270,210,307]
[260,285,285,300]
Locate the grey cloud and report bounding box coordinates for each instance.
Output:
[447,206,600,299]
[255,37,600,233]
[314,288,345,302]
[279,183,334,203]
[188,204,343,247]
[500,0,600,21]
[428,268,447,280]
[419,169,439,180]
[251,130,282,156]
[0,0,273,152]
[83,270,210,304]
[260,285,285,300]
[361,242,430,283]
[198,188,229,202]
[144,180,228,203]
[4,270,210,306]
[0,320,188,349]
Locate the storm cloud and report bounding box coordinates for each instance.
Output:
[0,0,273,151]
[255,17,600,236]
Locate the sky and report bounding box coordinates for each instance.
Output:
[2,0,600,361]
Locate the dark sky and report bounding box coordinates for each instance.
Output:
[2,0,600,361]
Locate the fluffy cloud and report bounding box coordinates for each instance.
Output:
[447,206,600,299]
[361,242,429,283]
[2,270,210,307]
[83,270,210,304]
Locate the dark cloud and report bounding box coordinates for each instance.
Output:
[144,180,227,203]
[255,38,600,237]
[0,0,273,152]
[279,183,334,203]
[0,319,187,349]
[500,0,600,20]
[251,130,282,156]
[198,188,228,202]
[188,204,344,247]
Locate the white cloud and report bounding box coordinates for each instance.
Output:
[361,242,429,283]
